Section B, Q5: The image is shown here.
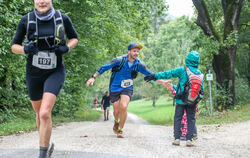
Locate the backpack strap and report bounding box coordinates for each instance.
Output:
[131,60,139,79]
[173,82,181,106]
[186,66,204,80]
[25,11,38,43]
[133,61,139,72]
[110,56,127,91]
[174,66,186,102]
[54,10,65,45]
[119,56,127,70]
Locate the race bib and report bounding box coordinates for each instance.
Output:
[32,51,57,69]
[121,79,133,88]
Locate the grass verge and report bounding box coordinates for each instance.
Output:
[128,96,175,125]
[196,104,250,124]
[128,96,250,126]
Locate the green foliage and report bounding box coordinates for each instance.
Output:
[192,0,247,107]
[213,87,232,111]
[0,0,166,121]
[237,1,250,87]
[144,16,199,72]
[0,1,33,112]
[235,77,250,105]
[133,16,203,103]
[52,0,166,112]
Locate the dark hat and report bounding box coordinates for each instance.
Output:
[128,42,142,50]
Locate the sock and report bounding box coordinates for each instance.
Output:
[115,119,120,123]
[39,146,48,158]
[118,127,123,131]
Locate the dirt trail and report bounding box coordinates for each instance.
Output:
[0,111,249,158]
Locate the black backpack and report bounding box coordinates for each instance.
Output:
[25,10,66,47]
[109,56,139,91]
[111,56,139,79]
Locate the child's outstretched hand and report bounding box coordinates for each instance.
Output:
[157,79,173,91]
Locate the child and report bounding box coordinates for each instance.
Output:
[145,51,204,147]
[157,80,198,140]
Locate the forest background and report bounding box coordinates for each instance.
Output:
[0,0,249,124]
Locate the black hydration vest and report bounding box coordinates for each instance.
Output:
[25,10,66,48]
[109,56,139,91]
[111,56,139,79]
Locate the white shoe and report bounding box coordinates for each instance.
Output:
[186,140,195,147]
[172,139,180,146]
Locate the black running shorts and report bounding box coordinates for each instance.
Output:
[110,89,133,103]
[26,66,65,101]
[103,106,110,110]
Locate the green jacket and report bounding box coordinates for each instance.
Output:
[155,51,204,105]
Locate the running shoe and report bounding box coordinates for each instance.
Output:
[172,139,180,146]
[117,130,124,138]
[186,140,195,147]
[46,143,54,158]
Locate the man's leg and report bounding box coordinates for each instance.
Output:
[104,109,107,121]
[39,92,56,147]
[113,100,120,121]
[118,95,130,129]
[107,108,109,120]
[116,95,130,138]
[112,100,120,134]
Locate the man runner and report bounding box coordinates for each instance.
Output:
[86,42,154,138]
[101,91,111,121]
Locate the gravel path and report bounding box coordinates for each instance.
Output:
[0,111,249,158]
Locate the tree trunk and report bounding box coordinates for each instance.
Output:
[212,49,230,90]
[213,47,236,107]
[152,97,156,107]
[227,46,237,106]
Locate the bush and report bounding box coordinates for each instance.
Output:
[235,77,250,105]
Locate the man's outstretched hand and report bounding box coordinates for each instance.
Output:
[86,78,95,87]
[144,74,156,82]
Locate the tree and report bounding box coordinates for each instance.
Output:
[0,0,166,120]
[192,0,244,106]
[237,1,250,87]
